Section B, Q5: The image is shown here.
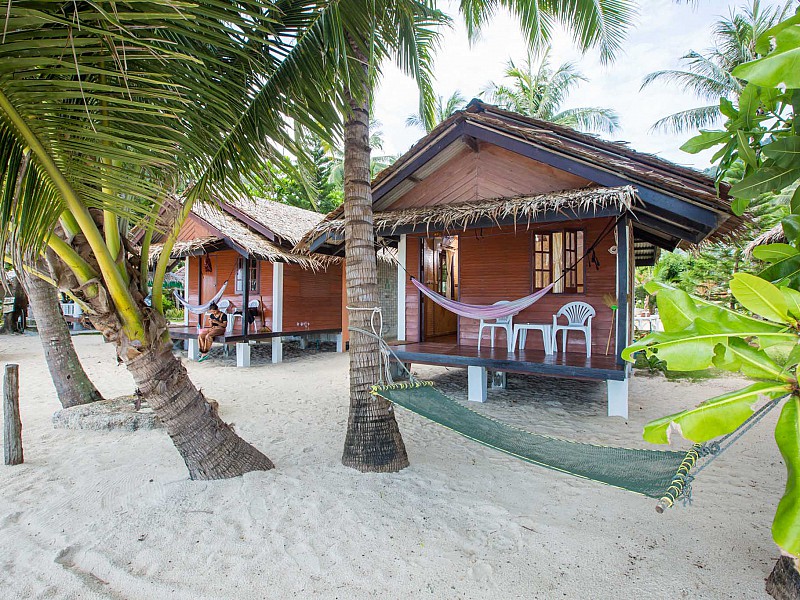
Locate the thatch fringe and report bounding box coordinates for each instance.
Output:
[744,223,785,259]
[297,186,637,252]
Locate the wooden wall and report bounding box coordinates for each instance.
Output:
[390,142,590,209]
[402,217,623,356]
[184,249,342,333]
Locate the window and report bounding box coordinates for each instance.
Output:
[532,229,584,294]
[235,257,259,293]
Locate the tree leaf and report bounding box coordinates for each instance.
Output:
[734,26,800,88]
[730,273,791,323]
[680,130,731,154]
[762,136,800,169]
[729,166,800,199]
[753,243,800,263]
[792,186,800,214]
[760,253,800,288]
[719,97,738,119]
[784,215,800,247]
[783,287,800,319]
[738,84,760,129]
[643,382,790,445]
[712,338,791,381]
[772,396,800,555]
[736,130,757,167]
[731,197,750,215]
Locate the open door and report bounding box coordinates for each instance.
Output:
[421,236,459,341]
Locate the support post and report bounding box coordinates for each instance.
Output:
[236,342,251,368]
[183,257,189,326]
[187,338,200,361]
[242,255,251,335]
[272,262,284,364]
[607,379,629,419]
[491,371,507,389]
[397,234,406,341]
[468,366,487,402]
[336,332,343,352]
[4,364,23,465]
[615,217,631,365]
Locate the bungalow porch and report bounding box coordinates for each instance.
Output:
[151,199,344,367]
[299,100,742,417]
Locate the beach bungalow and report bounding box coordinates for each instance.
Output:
[300,100,742,417]
[152,198,344,367]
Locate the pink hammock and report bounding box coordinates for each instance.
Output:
[411,278,554,320]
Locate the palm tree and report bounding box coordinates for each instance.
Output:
[328,120,399,187]
[337,0,635,472]
[21,262,105,408]
[483,48,620,134]
[641,0,793,133]
[0,1,374,479]
[406,91,468,132]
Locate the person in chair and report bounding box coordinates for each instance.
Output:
[198,302,227,361]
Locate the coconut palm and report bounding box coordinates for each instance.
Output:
[406,91,468,132]
[0,0,379,479]
[337,0,635,472]
[641,0,793,133]
[483,48,620,134]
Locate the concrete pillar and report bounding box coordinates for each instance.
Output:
[607,378,628,419]
[272,262,283,364]
[468,366,487,402]
[236,342,250,368]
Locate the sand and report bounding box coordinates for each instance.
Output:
[0,333,786,599]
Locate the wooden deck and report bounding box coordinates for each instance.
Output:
[168,326,342,344]
[391,340,626,381]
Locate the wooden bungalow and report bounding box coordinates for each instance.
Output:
[300,100,742,418]
[152,198,344,367]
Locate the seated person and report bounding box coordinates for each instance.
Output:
[198,302,227,361]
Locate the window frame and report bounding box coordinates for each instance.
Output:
[235,256,260,294]
[531,228,586,294]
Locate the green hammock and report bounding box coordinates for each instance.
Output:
[373,381,702,510]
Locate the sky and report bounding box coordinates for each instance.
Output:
[372,0,746,170]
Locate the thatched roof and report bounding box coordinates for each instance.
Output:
[744,223,785,258]
[221,196,325,246]
[299,186,637,251]
[151,203,338,270]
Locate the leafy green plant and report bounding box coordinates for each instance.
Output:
[625,9,800,558]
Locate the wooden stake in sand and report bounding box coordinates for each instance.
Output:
[4,363,23,465]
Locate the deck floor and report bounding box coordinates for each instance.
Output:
[391,340,626,381]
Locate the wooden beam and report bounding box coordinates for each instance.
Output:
[615,217,631,367]
[221,204,277,242]
[3,364,22,465]
[242,256,251,336]
[397,235,407,341]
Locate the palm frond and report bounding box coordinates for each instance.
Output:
[649,105,722,134]
[552,106,620,134]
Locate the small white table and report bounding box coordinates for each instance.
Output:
[512,323,554,355]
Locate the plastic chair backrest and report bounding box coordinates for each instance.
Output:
[492,300,513,324]
[217,299,231,312]
[556,302,595,326]
[248,299,260,309]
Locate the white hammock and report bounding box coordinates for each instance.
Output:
[173,282,228,315]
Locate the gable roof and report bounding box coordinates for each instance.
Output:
[151,198,337,269]
[300,100,743,256]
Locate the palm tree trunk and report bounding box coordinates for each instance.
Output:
[126,340,274,479]
[20,268,104,408]
[1,276,27,334]
[340,76,408,472]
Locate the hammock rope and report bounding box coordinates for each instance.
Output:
[411,279,554,319]
[371,379,785,511]
[173,281,228,315]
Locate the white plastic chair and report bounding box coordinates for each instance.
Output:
[247,299,262,333]
[552,302,595,357]
[477,301,514,352]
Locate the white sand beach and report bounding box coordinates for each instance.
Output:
[0,333,786,599]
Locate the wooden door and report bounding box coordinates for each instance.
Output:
[200,254,216,305]
[421,236,459,340]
